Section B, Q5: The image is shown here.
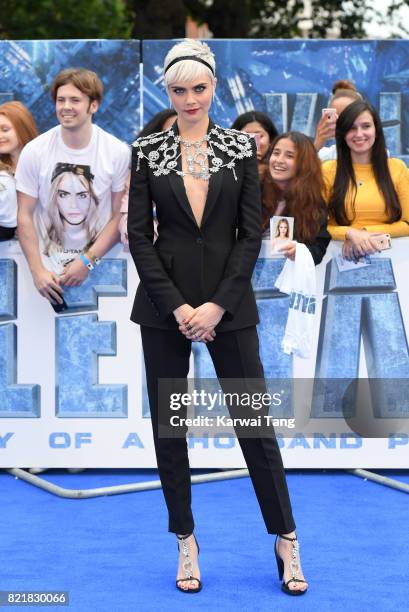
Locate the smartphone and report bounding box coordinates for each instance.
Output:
[372,233,392,251]
[247,132,261,153]
[322,107,337,120]
[50,296,68,313]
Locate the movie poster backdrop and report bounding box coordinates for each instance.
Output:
[0,39,408,467]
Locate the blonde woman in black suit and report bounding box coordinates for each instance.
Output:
[128,39,308,597]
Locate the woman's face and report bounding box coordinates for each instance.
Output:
[269,138,297,188]
[241,121,271,160]
[331,96,354,117]
[167,75,214,125]
[344,110,376,158]
[56,173,91,226]
[0,115,21,159]
[278,221,288,237]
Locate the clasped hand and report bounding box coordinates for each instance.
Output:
[34,258,90,304]
[174,302,225,343]
[343,228,381,260]
[277,240,297,261]
[59,258,90,287]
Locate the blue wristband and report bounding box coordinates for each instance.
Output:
[80,254,94,270]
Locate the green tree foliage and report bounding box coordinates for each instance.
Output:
[309,0,409,39]
[1,0,408,40]
[187,0,409,40]
[249,0,305,38]
[309,0,369,39]
[185,0,254,38]
[128,0,186,38]
[0,0,132,39]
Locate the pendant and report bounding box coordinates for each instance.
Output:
[134,124,254,182]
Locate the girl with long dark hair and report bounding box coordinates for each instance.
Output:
[264,131,330,263]
[232,111,279,222]
[324,100,409,258]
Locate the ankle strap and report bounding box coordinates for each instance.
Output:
[177,533,193,541]
[279,534,297,543]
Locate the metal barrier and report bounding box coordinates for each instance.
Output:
[6,467,409,498]
[5,468,250,499]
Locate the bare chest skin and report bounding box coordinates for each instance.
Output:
[180,142,209,228]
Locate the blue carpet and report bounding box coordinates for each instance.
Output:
[0,469,407,612]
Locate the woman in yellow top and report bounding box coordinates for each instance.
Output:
[323,100,409,259]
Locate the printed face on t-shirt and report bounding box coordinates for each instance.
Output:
[55,83,98,132]
[56,172,92,227]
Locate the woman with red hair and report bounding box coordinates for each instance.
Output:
[264,131,330,263]
[0,101,38,240]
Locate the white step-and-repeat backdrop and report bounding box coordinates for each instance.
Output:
[1,38,409,467]
[1,239,408,468]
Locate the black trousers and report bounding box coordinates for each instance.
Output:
[140,325,296,535]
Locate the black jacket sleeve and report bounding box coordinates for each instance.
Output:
[211,141,262,316]
[304,215,331,265]
[127,147,185,318]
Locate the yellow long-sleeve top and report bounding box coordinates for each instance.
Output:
[322,158,409,240]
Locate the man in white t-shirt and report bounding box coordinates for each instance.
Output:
[16,67,130,306]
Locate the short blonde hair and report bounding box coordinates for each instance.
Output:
[163,39,216,87]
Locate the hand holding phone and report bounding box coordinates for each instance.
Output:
[315,109,338,148]
[322,107,338,121]
[247,132,261,153]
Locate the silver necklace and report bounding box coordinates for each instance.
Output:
[134,125,254,181]
[180,134,212,180]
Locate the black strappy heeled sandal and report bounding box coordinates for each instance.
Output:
[175,534,202,594]
[274,534,308,596]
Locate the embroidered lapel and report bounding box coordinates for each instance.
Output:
[133,120,253,227]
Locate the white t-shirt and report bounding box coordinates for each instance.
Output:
[15,124,130,272]
[0,169,17,227]
[318,144,337,162]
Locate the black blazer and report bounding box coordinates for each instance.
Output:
[127,120,262,332]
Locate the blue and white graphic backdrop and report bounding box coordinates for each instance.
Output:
[0,39,408,468]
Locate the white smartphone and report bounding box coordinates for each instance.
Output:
[371,233,392,251]
[322,107,337,120]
